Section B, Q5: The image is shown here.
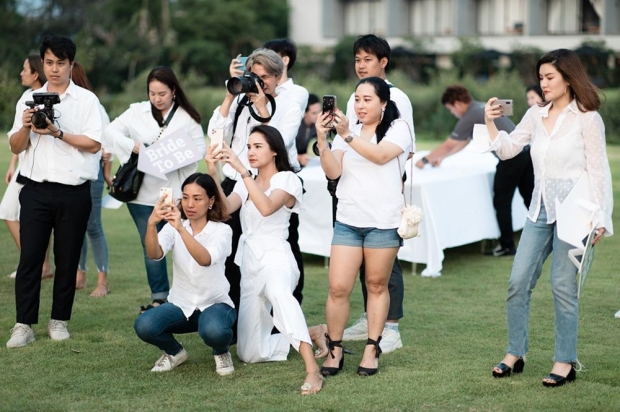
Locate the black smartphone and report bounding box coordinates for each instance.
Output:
[323,95,336,127]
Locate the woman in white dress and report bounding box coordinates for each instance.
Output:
[1,55,53,279]
[205,124,323,395]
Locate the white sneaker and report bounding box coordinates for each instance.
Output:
[7,271,16,279]
[150,348,188,372]
[379,328,403,354]
[6,323,35,348]
[343,313,368,341]
[48,320,71,341]
[214,351,234,376]
[615,310,620,318]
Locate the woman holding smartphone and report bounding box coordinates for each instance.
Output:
[104,67,206,312]
[485,49,613,386]
[315,76,414,377]
[205,125,323,395]
[134,173,236,375]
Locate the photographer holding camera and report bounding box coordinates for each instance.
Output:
[6,35,102,348]
[207,48,304,341]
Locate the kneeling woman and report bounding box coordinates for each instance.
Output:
[205,125,323,395]
[134,173,236,375]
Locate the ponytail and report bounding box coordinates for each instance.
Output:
[376,100,400,143]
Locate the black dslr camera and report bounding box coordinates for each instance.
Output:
[226,72,264,95]
[25,92,60,129]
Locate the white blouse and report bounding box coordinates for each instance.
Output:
[157,220,234,319]
[104,101,206,206]
[490,100,613,234]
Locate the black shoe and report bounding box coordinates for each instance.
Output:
[542,364,576,387]
[492,357,525,378]
[320,334,344,376]
[357,336,382,376]
[485,244,516,257]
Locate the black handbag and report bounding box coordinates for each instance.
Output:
[109,152,144,202]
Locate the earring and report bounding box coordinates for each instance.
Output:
[173,95,176,100]
[208,205,213,210]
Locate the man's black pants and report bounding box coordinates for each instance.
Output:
[16,180,91,324]
[493,147,534,249]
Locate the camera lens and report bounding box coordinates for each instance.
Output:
[31,112,48,129]
[227,77,251,95]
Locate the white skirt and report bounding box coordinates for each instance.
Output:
[0,168,22,221]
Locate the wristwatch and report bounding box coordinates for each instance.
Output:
[240,170,253,179]
[344,134,354,144]
[421,157,429,165]
[55,129,64,140]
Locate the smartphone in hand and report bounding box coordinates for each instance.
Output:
[236,56,248,71]
[209,128,224,151]
[497,99,513,116]
[159,187,173,210]
[323,95,336,128]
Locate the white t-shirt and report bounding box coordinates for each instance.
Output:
[332,120,413,229]
[104,101,206,206]
[8,81,102,185]
[157,219,234,319]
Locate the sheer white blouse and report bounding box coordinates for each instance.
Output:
[489,100,613,234]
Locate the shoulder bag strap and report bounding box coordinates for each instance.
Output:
[148,103,180,147]
[395,119,414,206]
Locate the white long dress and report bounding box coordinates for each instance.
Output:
[233,171,311,363]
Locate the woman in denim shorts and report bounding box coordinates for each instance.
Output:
[315,77,414,377]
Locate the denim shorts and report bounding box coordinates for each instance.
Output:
[332,221,403,248]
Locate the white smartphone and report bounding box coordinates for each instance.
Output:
[497,99,514,116]
[209,128,224,151]
[159,187,173,209]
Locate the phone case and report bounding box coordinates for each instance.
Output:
[159,187,173,205]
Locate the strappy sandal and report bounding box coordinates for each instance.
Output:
[140,299,167,314]
[357,336,382,376]
[300,372,324,395]
[320,334,344,376]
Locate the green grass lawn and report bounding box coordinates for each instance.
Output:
[0,144,619,411]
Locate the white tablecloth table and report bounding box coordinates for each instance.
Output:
[297,148,528,276]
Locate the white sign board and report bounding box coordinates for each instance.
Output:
[137,128,202,180]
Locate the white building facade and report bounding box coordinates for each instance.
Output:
[289,0,620,53]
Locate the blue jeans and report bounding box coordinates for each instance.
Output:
[134,302,236,356]
[506,204,579,363]
[79,166,109,272]
[127,203,169,300]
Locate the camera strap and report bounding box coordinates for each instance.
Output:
[231,94,276,140]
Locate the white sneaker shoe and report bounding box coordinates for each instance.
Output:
[379,328,403,354]
[151,348,188,372]
[7,271,16,279]
[48,320,71,341]
[615,309,620,318]
[343,313,368,341]
[214,351,234,376]
[6,323,35,348]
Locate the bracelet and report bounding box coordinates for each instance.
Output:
[318,144,330,156]
[240,170,253,179]
[421,157,429,165]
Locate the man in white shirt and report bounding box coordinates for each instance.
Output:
[263,38,309,304]
[6,35,102,348]
[341,34,414,353]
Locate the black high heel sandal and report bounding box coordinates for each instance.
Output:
[492,357,525,378]
[320,334,344,377]
[357,336,382,376]
[542,363,576,387]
